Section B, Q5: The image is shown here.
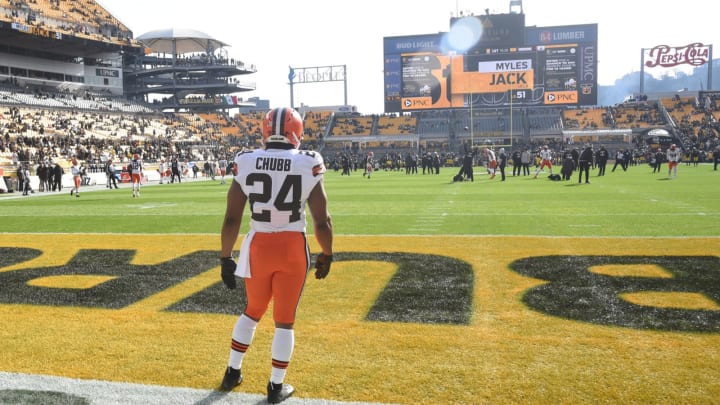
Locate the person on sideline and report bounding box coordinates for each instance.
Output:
[595,145,608,176]
[52,161,64,191]
[497,147,507,181]
[652,148,664,174]
[511,148,522,176]
[219,107,334,404]
[170,156,182,183]
[70,157,81,197]
[458,151,474,182]
[129,153,143,197]
[666,144,681,178]
[106,158,119,189]
[560,148,575,181]
[521,147,532,176]
[578,144,593,184]
[21,163,33,195]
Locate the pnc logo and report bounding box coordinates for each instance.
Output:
[545,91,578,104]
[402,97,432,109]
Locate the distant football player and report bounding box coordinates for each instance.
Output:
[69,157,81,197]
[533,145,554,178]
[130,153,143,197]
[219,107,334,404]
[363,151,374,178]
[666,144,681,178]
[483,147,497,179]
[218,155,228,184]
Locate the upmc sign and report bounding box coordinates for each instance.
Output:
[645,43,711,68]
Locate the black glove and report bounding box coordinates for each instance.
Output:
[314,253,333,279]
[220,257,237,289]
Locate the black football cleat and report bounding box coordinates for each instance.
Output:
[267,381,294,404]
[220,367,242,391]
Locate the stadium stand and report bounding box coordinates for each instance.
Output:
[0,0,136,45]
[303,110,332,140]
[330,115,374,136]
[2,1,719,194]
[611,103,661,128]
[376,114,417,135]
[562,107,610,129]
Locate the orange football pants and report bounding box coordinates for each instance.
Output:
[244,231,310,324]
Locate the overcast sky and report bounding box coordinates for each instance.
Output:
[98,0,717,113]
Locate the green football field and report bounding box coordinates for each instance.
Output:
[0,162,719,404]
[1,162,718,236]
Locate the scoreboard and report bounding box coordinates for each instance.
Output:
[383,19,597,112]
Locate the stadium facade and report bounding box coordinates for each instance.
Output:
[0,1,257,113]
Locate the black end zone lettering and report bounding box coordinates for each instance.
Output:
[509,255,720,332]
[0,247,473,325]
[0,247,42,268]
[0,249,218,309]
[171,252,474,324]
[351,252,474,325]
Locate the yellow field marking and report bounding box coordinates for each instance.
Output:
[27,275,117,289]
[621,292,720,310]
[591,264,673,278]
[1,234,719,404]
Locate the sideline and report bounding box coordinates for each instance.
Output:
[0,173,222,200]
[0,372,390,405]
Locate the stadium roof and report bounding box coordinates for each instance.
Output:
[136,28,229,54]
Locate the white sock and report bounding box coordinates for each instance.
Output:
[228,314,257,369]
[270,328,294,384]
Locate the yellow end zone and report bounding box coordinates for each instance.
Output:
[1,234,719,404]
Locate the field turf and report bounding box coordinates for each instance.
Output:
[0,162,719,404]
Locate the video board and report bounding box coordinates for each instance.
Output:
[383,21,597,112]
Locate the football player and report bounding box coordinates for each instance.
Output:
[129,153,143,197]
[219,107,334,404]
[363,151,374,178]
[69,157,81,197]
[666,144,681,178]
[534,145,555,178]
[483,147,497,179]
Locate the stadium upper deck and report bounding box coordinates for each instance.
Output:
[0,0,136,43]
[0,0,255,113]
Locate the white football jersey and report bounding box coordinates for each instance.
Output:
[486,149,496,162]
[130,159,143,172]
[234,148,326,233]
[540,149,553,160]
